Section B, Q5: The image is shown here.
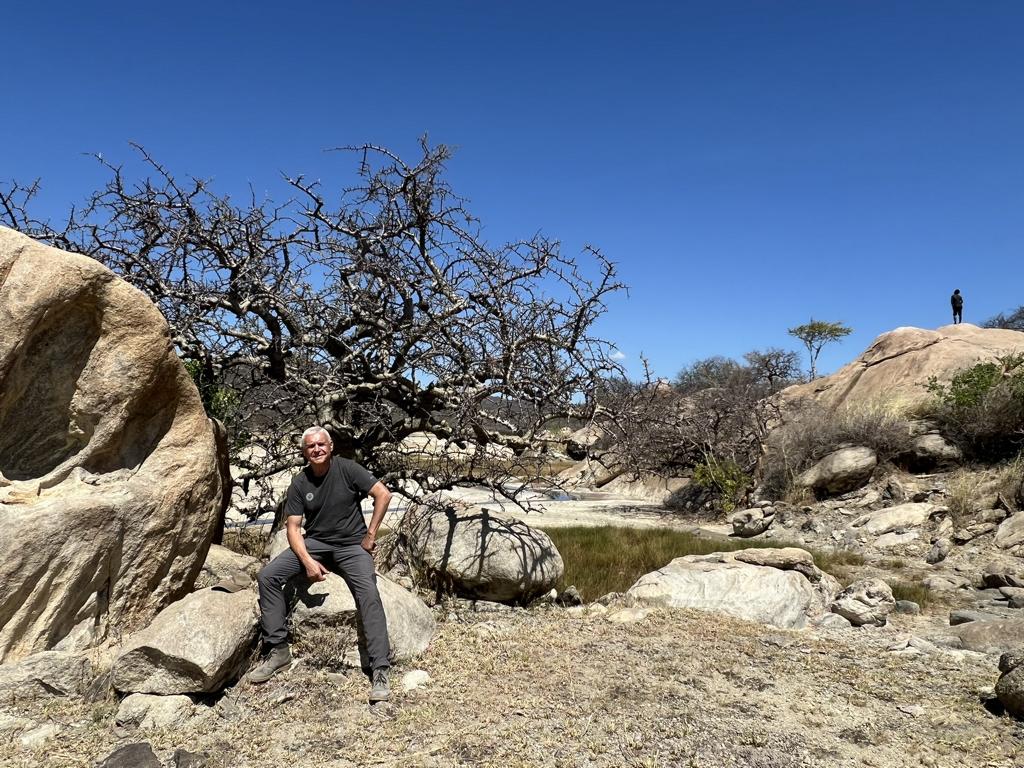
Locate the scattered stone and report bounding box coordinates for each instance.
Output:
[815,613,853,629]
[727,507,775,537]
[995,651,1024,719]
[401,670,431,692]
[903,433,962,472]
[849,503,933,536]
[557,585,584,606]
[981,561,1024,589]
[97,742,162,768]
[923,574,970,592]
[116,693,194,730]
[18,723,61,749]
[926,538,952,564]
[830,578,895,627]
[196,544,260,590]
[172,749,209,768]
[606,607,653,624]
[954,522,997,544]
[895,600,921,615]
[999,587,1024,609]
[994,513,1024,550]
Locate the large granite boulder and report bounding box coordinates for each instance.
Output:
[795,446,877,496]
[994,513,1024,550]
[111,587,258,694]
[289,572,435,662]
[401,500,564,603]
[625,547,841,629]
[0,227,224,661]
[780,324,1024,413]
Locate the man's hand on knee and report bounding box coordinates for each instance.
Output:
[305,559,329,582]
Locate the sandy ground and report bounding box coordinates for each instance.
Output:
[5,606,1022,768]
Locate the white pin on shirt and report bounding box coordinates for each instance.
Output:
[305,492,314,501]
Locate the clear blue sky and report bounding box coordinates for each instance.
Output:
[3,2,1022,380]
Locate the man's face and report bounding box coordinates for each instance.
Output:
[303,431,332,468]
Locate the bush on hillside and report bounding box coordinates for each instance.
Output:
[760,399,915,499]
[925,354,1024,461]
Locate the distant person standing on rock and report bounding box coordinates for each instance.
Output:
[951,289,964,324]
[248,426,393,702]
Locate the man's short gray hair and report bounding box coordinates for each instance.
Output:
[300,426,333,446]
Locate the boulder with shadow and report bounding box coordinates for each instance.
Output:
[399,499,564,603]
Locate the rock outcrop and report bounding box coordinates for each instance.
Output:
[781,324,1024,412]
[0,227,225,661]
[626,547,840,629]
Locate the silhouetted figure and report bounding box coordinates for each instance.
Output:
[951,289,964,324]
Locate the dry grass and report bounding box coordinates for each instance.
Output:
[3,609,1018,768]
[889,579,935,611]
[946,470,985,526]
[221,525,272,559]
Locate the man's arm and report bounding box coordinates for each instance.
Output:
[361,481,393,553]
[287,515,328,582]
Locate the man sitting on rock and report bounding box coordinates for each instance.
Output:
[248,426,393,702]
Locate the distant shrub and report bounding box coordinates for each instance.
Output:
[761,399,915,499]
[692,457,749,513]
[889,578,935,611]
[925,354,1024,460]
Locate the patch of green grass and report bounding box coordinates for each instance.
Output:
[546,526,861,602]
[889,578,935,610]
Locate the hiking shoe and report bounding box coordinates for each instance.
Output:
[369,667,390,702]
[247,644,292,684]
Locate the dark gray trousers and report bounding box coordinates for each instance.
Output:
[256,537,391,670]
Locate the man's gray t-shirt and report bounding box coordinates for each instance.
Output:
[285,458,378,546]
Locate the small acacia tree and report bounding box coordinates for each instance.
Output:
[1,140,625,515]
[787,319,852,380]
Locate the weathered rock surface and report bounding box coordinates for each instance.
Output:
[728,507,775,537]
[780,324,1024,412]
[995,651,1024,719]
[290,572,435,662]
[97,742,162,768]
[850,502,934,536]
[796,446,877,496]
[950,619,1024,654]
[401,501,564,602]
[982,561,1024,589]
[994,513,1024,550]
[196,544,260,589]
[830,578,895,627]
[903,433,962,471]
[0,650,92,700]
[0,227,225,661]
[626,547,840,629]
[116,692,195,730]
[112,588,258,694]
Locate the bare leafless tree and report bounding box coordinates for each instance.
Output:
[2,140,625,515]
